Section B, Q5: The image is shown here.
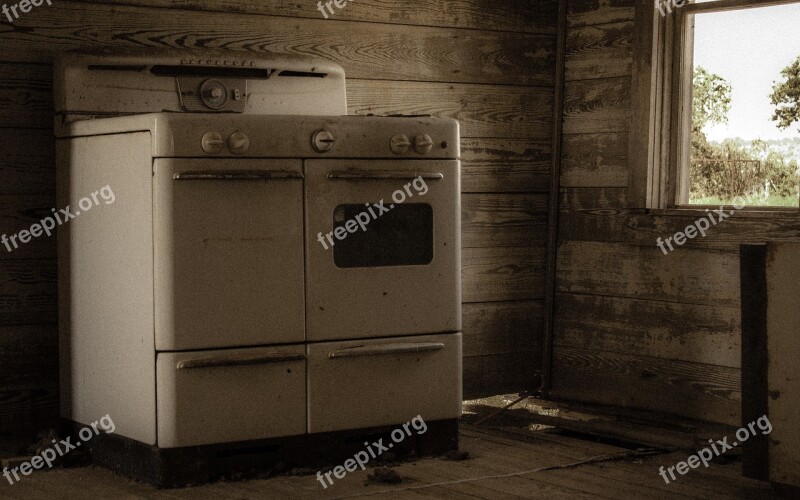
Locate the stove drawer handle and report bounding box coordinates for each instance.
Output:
[327,171,444,181]
[328,342,445,359]
[173,170,304,181]
[176,353,306,370]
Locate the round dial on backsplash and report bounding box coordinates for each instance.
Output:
[200,79,229,110]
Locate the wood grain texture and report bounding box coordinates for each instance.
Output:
[565,21,633,81]
[73,0,559,34]
[0,195,58,260]
[0,325,57,390]
[347,80,553,139]
[567,0,635,28]
[562,77,631,135]
[560,188,800,249]
[560,187,628,211]
[554,293,740,368]
[556,240,740,307]
[0,64,52,129]
[551,345,741,425]
[560,133,629,187]
[0,129,55,195]
[463,300,542,357]
[462,193,548,248]
[463,247,546,303]
[0,259,57,325]
[463,351,538,399]
[0,64,554,139]
[0,1,555,87]
[461,139,551,193]
[0,387,59,439]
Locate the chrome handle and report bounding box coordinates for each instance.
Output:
[176,353,306,370]
[328,342,445,359]
[327,171,444,181]
[173,170,304,181]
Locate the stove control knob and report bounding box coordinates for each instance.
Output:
[201,132,224,154]
[227,132,250,154]
[390,134,411,154]
[414,134,434,154]
[312,129,336,153]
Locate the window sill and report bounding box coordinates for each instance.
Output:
[647,206,800,219]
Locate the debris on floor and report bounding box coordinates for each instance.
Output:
[366,466,402,484]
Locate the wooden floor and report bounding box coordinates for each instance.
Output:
[0,425,780,499]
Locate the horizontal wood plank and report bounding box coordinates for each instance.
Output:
[562,77,631,135]
[554,293,740,368]
[560,132,629,188]
[0,64,52,129]
[463,246,546,303]
[461,139,551,193]
[565,21,633,81]
[567,0,635,28]
[462,193,548,248]
[0,259,57,325]
[463,300,542,357]
[0,324,57,390]
[347,80,553,139]
[0,195,58,260]
[463,351,538,399]
[551,345,740,425]
[0,63,554,139]
[0,1,555,86]
[0,129,55,195]
[555,240,740,307]
[560,186,627,209]
[560,188,800,249]
[0,386,59,438]
[73,0,559,34]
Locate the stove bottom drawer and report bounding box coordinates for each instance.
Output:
[156,346,306,448]
[307,333,462,434]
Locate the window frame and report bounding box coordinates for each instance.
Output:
[629,0,800,211]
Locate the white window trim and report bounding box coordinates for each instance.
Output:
[628,0,800,210]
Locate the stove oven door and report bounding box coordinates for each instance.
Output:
[305,159,461,341]
[154,159,305,350]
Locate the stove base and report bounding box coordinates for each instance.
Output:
[66,419,459,488]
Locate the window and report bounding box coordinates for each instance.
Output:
[630,0,800,210]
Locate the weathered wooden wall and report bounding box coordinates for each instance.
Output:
[0,0,557,439]
[551,0,781,426]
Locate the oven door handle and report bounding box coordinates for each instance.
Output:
[328,342,445,359]
[327,171,444,181]
[176,353,306,370]
[173,170,304,181]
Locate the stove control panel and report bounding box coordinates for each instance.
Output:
[174,116,459,159]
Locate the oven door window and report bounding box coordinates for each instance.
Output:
[332,204,433,268]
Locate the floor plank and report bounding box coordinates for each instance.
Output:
[0,426,779,499]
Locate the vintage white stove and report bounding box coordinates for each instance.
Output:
[54,51,462,463]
